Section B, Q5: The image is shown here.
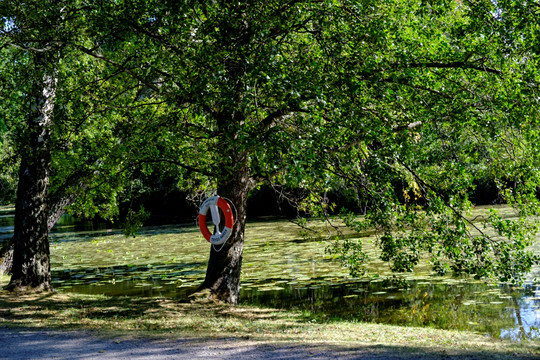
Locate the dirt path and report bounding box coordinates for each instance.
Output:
[0,327,537,360]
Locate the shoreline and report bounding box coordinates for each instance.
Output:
[1,279,537,359]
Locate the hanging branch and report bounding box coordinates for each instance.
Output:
[395,157,493,242]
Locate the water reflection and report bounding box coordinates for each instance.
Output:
[1,211,539,341]
[241,278,540,341]
[54,214,113,233]
[0,212,14,243]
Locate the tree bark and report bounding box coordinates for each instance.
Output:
[195,5,256,304]
[5,52,57,292]
[199,158,252,304]
[0,192,73,276]
[199,108,252,303]
[0,239,13,276]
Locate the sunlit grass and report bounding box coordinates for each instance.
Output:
[0,275,536,357]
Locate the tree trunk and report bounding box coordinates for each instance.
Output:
[197,87,253,303]
[5,53,57,292]
[6,158,52,291]
[199,149,252,304]
[0,192,73,276]
[0,239,13,276]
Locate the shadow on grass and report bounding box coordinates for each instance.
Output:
[0,286,538,360]
[0,288,281,332]
[0,326,537,360]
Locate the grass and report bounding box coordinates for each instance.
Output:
[1,275,538,359]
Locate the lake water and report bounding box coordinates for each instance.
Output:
[1,205,539,341]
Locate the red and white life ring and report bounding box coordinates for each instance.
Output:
[198,195,235,245]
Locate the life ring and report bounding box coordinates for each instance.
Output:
[198,195,234,245]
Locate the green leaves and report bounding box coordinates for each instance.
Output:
[2,0,539,284]
[281,0,540,283]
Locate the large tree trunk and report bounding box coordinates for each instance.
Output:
[197,6,255,303]
[200,158,251,304]
[5,53,57,292]
[199,107,252,304]
[6,158,52,291]
[0,193,73,276]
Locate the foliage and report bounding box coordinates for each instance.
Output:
[1,0,539,292]
[0,45,18,205]
[298,0,540,283]
[0,142,16,205]
[0,0,174,224]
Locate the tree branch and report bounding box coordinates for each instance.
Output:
[47,192,78,231]
[9,43,55,53]
[398,61,502,76]
[133,158,213,177]
[396,158,492,242]
[70,43,161,93]
[256,106,310,132]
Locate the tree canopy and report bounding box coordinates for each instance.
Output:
[1,0,539,301]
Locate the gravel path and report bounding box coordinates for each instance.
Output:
[0,327,536,360]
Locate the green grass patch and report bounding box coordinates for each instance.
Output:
[0,275,537,358]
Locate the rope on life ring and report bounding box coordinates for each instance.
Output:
[198,195,235,245]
